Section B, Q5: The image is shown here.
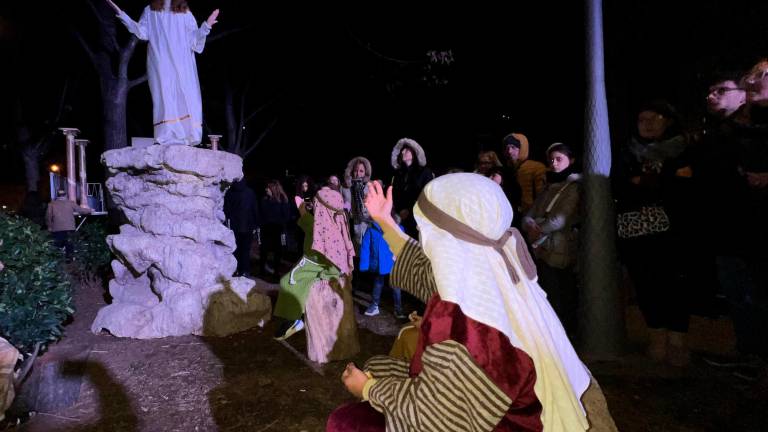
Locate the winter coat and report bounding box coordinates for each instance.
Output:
[502,133,547,214]
[523,173,581,269]
[45,198,91,232]
[359,222,404,275]
[259,197,291,229]
[224,180,260,234]
[389,138,434,215]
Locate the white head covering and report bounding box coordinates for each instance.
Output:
[413,173,590,432]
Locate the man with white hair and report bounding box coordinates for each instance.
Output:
[328,173,616,431]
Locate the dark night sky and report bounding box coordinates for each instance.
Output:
[2,0,768,189]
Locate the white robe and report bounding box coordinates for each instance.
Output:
[118,4,211,145]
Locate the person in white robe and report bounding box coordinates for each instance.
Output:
[107,0,218,145]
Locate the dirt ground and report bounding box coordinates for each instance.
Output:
[4,271,767,432]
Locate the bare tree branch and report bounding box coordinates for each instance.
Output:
[236,79,250,149]
[244,96,278,125]
[87,0,120,53]
[54,76,71,124]
[203,122,214,137]
[223,82,237,153]
[243,116,278,157]
[14,342,41,388]
[72,30,98,67]
[118,36,140,79]
[129,74,148,89]
[37,76,72,155]
[347,29,424,64]
[208,25,253,43]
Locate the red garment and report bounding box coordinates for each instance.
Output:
[410,294,542,431]
[327,293,543,432]
[327,402,386,431]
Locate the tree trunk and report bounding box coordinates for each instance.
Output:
[75,0,139,152]
[580,0,624,358]
[21,146,41,193]
[101,78,129,151]
[224,84,240,155]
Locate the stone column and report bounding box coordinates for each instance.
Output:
[208,134,222,151]
[58,128,79,202]
[92,145,271,338]
[75,139,90,209]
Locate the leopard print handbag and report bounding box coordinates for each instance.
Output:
[616,206,671,239]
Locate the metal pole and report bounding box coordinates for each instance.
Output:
[581,0,623,358]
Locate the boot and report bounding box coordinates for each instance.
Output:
[667,331,690,367]
[646,328,667,362]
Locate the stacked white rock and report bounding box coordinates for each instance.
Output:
[91,145,271,338]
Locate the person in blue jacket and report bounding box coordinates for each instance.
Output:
[360,210,406,318]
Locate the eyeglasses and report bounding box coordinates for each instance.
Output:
[708,87,743,96]
[746,69,768,83]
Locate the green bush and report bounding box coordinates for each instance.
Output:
[72,219,112,275]
[0,212,73,355]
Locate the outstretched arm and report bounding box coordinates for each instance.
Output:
[366,181,436,303]
[112,2,149,41]
[187,9,218,53]
[365,181,409,256]
[105,0,121,13]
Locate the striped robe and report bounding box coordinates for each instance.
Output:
[364,238,543,432]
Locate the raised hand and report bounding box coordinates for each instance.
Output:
[105,0,121,13]
[408,311,423,328]
[364,181,394,224]
[206,9,219,27]
[341,363,369,398]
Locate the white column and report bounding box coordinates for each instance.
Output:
[75,139,90,209]
[208,134,222,151]
[58,128,80,202]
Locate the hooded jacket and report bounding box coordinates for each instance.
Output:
[224,180,260,234]
[389,138,434,215]
[341,156,373,223]
[523,172,582,269]
[502,133,547,214]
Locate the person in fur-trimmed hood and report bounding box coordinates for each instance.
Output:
[390,138,434,237]
[341,156,373,250]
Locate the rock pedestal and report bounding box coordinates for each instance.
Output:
[91,145,271,338]
[0,337,19,421]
